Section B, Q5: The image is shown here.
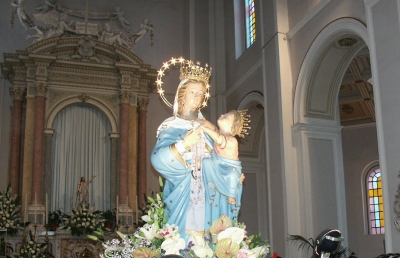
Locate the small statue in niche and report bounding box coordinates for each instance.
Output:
[131,18,153,44]
[34,0,56,14]
[76,175,97,209]
[11,0,35,30]
[111,5,131,31]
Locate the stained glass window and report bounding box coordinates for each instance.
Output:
[367,167,385,234]
[246,0,256,48]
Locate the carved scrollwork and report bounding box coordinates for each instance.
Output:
[11,87,26,101]
[78,93,91,103]
[138,97,149,111]
[35,82,48,96]
[119,91,132,103]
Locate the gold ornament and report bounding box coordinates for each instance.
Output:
[156,57,212,109]
[237,109,251,138]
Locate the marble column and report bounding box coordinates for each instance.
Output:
[31,83,47,203]
[137,97,149,206]
[110,135,119,209]
[9,87,25,195]
[128,104,138,211]
[22,96,35,218]
[118,91,131,205]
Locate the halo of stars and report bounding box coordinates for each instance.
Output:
[156,57,211,109]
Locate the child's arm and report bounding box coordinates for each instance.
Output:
[196,118,217,131]
[201,125,226,146]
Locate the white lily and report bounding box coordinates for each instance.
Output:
[139,223,159,240]
[161,237,186,255]
[141,214,152,222]
[217,227,245,244]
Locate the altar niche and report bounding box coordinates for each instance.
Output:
[1,35,156,235]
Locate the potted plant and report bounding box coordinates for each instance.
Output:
[101,208,116,230]
[48,209,64,231]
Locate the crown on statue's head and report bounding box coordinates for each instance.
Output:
[237,109,251,138]
[179,60,212,86]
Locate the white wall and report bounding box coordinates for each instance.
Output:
[342,125,383,257]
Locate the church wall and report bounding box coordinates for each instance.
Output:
[287,0,366,93]
[366,0,400,252]
[287,0,321,29]
[222,0,288,254]
[342,125,383,257]
[0,79,12,190]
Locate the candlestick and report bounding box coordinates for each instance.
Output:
[135,195,138,225]
[34,193,37,224]
[116,195,119,225]
[45,194,48,225]
[126,195,128,226]
[24,193,27,224]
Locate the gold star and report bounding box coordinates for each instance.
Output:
[156,79,163,85]
[157,70,164,76]
[179,57,185,63]
[162,62,169,69]
[205,92,210,98]
[157,89,164,94]
[171,58,176,64]
[206,84,210,89]
[202,101,207,107]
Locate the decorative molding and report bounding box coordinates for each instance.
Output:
[78,93,91,102]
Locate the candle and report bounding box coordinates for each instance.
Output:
[34,193,37,224]
[24,193,27,224]
[135,195,138,225]
[116,195,119,225]
[45,194,48,225]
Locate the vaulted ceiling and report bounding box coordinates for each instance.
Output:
[339,47,375,126]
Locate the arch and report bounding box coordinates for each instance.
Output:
[294,18,369,125]
[236,91,269,241]
[237,91,264,110]
[46,96,118,133]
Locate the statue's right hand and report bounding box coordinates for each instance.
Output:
[182,127,202,148]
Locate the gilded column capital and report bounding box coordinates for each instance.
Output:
[120,90,132,104]
[35,82,48,97]
[138,97,149,111]
[11,87,26,101]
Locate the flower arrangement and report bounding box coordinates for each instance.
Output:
[0,185,24,236]
[0,236,13,258]
[101,208,116,229]
[89,178,269,258]
[62,205,105,236]
[18,230,53,258]
[48,209,64,231]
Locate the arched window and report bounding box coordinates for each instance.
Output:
[366,166,385,234]
[245,0,256,48]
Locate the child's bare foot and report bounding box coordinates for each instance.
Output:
[228,197,236,204]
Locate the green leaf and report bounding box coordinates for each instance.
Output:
[87,235,99,241]
[159,176,164,188]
